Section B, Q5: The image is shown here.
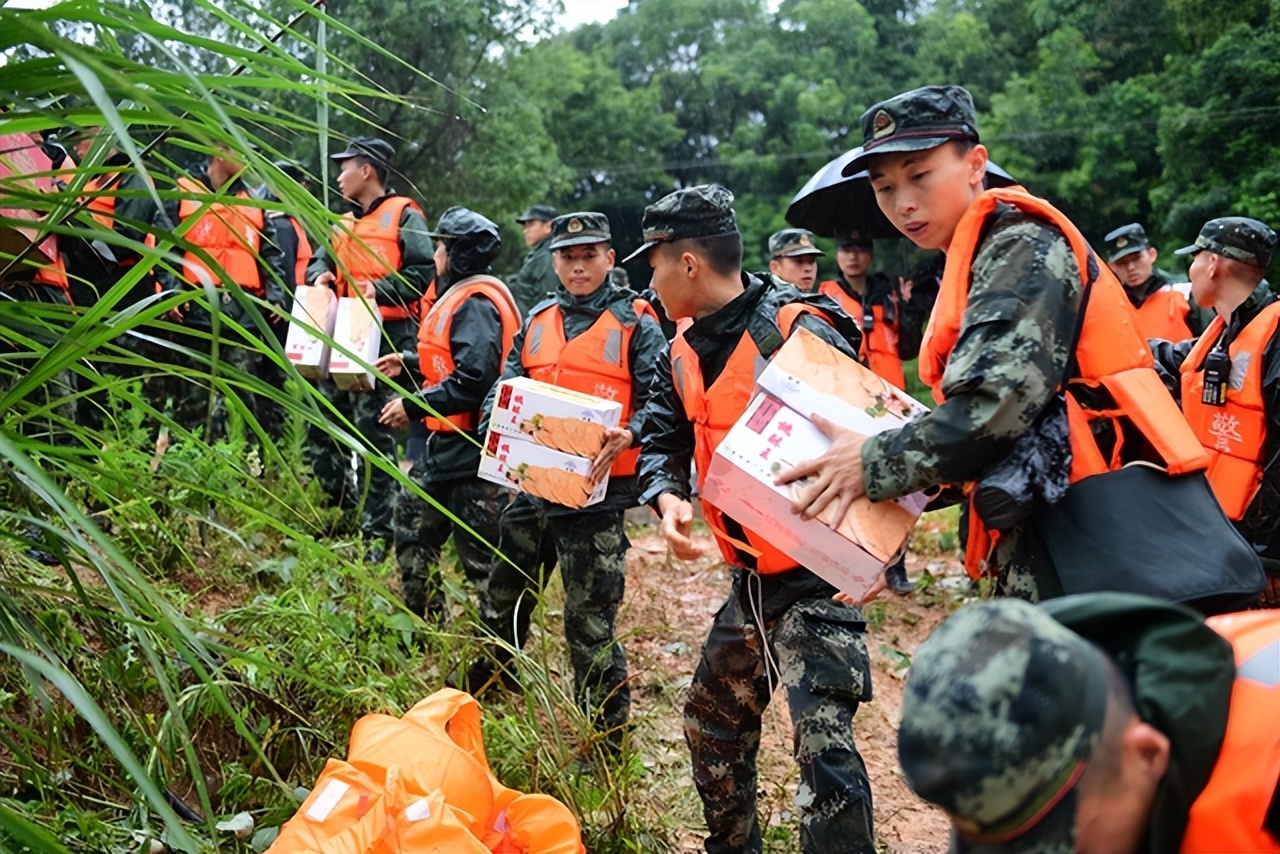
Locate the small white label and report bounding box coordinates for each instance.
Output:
[304,779,351,823]
[403,798,433,823]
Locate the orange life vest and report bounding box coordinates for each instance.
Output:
[30,247,70,301]
[284,215,313,288]
[83,173,119,230]
[1179,301,1280,521]
[672,302,826,574]
[331,195,423,321]
[521,297,657,477]
[176,176,264,295]
[1181,610,1280,853]
[1134,282,1196,341]
[417,275,521,433]
[817,279,905,387]
[921,187,1209,577]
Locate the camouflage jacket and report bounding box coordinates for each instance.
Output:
[481,281,669,516]
[507,236,558,317]
[1151,279,1280,570]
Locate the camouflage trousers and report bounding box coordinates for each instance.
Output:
[304,377,402,540]
[482,497,631,733]
[686,569,875,854]
[394,473,509,621]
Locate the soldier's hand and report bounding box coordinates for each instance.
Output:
[379,397,409,429]
[1262,572,1280,607]
[375,352,405,379]
[590,427,633,483]
[898,276,913,302]
[167,304,185,323]
[314,271,336,288]
[358,279,376,299]
[776,413,867,527]
[658,493,703,561]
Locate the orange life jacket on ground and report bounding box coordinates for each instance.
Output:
[920,187,1209,577]
[1179,302,1280,521]
[267,689,585,854]
[1181,611,1280,853]
[417,275,521,433]
[1134,282,1196,342]
[672,302,826,573]
[176,176,264,295]
[817,279,905,387]
[521,296,658,477]
[331,196,422,321]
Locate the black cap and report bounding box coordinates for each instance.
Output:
[516,204,558,223]
[1103,223,1153,263]
[622,183,738,264]
[331,137,395,170]
[1175,217,1278,268]
[273,160,308,183]
[836,228,875,250]
[842,85,980,176]
[549,211,611,250]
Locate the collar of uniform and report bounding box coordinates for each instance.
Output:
[352,193,400,219]
[1225,279,1277,338]
[556,280,613,317]
[682,272,769,358]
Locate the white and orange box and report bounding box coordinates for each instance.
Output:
[699,326,930,599]
[284,285,338,380]
[328,296,383,391]
[487,377,622,457]
[478,429,607,509]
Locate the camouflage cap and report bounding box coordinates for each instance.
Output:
[898,598,1108,854]
[331,136,395,169]
[1175,216,1278,268]
[549,211,611,250]
[516,203,558,224]
[427,205,500,241]
[842,86,980,176]
[769,228,824,258]
[622,183,738,264]
[836,228,875,250]
[1102,223,1153,263]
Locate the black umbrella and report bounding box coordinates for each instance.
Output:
[785,146,1017,240]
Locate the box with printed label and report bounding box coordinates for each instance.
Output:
[328,296,382,391]
[699,326,930,599]
[488,376,622,459]
[478,429,608,508]
[284,285,338,380]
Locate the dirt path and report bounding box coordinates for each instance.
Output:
[618,524,960,853]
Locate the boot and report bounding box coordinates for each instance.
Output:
[885,558,914,596]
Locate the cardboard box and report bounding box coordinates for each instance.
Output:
[284,285,338,379]
[699,326,930,599]
[488,377,622,458]
[478,429,607,508]
[328,297,382,391]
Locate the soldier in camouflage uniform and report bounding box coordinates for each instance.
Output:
[766,227,824,292]
[635,185,876,854]
[898,594,1280,852]
[779,85,1192,602]
[1103,222,1213,339]
[507,204,559,316]
[377,207,515,622]
[467,212,667,746]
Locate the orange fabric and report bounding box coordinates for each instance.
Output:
[83,173,118,230]
[672,302,824,573]
[920,187,1208,577]
[1180,303,1280,520]
[1182,611,1280,853]
[267,689,585,854]
[289,216,314,288]
[176,176,264,294]
[1134,284,1196,342]
[521,298,657,477]
[331,196,422,321]
[31,246,70,300]
[417,275,521,433]
[817,279,906,387]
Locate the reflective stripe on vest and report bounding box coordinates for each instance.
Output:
[1180,302,1280,520]
[1135,283,1195,342]
[817,279,905,387]
[1181,611,1280,853]
[672,302,823,573]
[521,298,656,477]
[176,176,264,294]
[417,275,522,433]
[920,187,1209,578]
[331,195,422,321]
